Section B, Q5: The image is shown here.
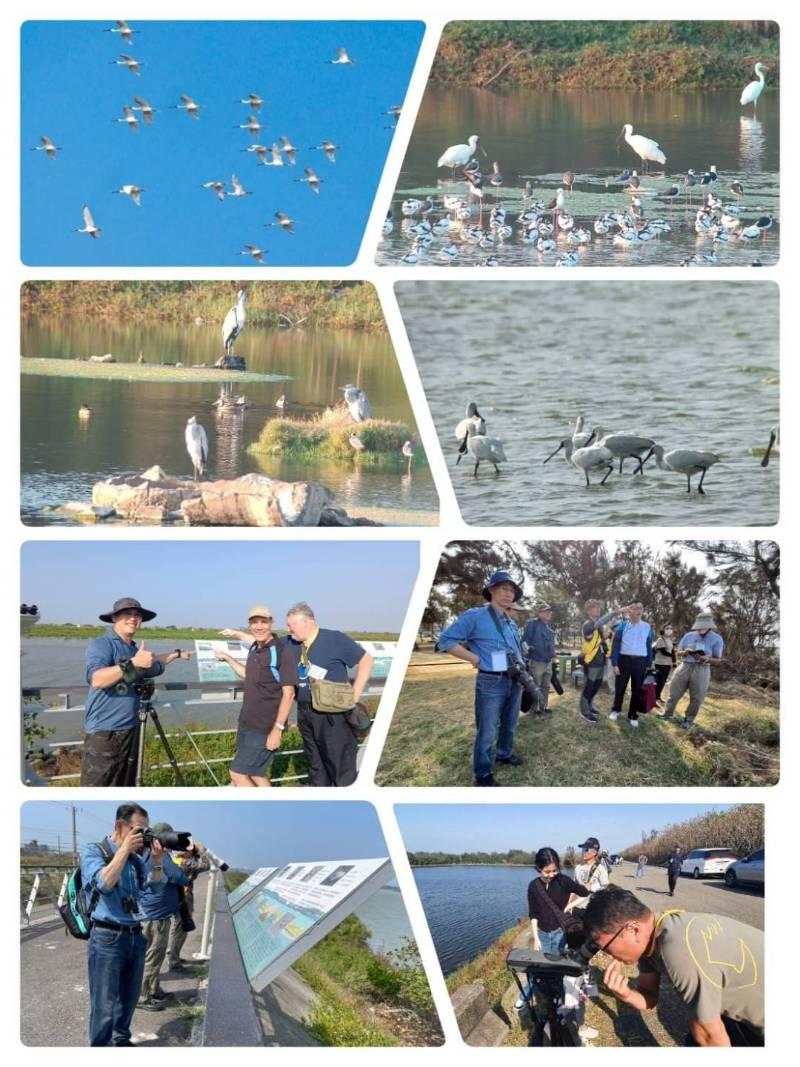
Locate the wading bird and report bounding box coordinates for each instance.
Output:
[78,403,93,420]
[107,20,136,45]
[112,184,144,206]
[235,114,263,138]
[296,167,322,193]
[75,205,100,238]
[571,415,595,449]
[543,439,615,486]
[310,140,341,163]
[278,136,297,165]
[402,440,414,471]
[238,93,264,111]
[222,289,247,356]
[589,428,655,474]
[619,124,666,172]
[238,244,267,263]
[203,180,226,201]
[455,402,486,462]
[131,96,157,125]
[349,432,365,453]
[114,105,138,131]
[464,420,506,477]
[761,426,779,467]
[32,135,61,159]
[229,174,252,198]
[437,135,486,178]
[341,384,372,422]
[740,63,767,114]
[111,53,142,76]
[173,95,204,119]
[269,211,295,235]
[328,47,354,65]
[185,416,209,479]
[649,445,720,494]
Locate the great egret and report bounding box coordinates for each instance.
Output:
[340,384,372,422]
[437,135,487,178]
[185,416,209,479]
[619,124,666,172]
[740,63,767,114]
[649,445,720,494]
[222,290,247,356]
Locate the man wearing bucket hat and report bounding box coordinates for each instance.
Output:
[436,570,527,786]
[215,605,299,787]
[658,611,724,728]
[522,601,556,713]
[81,598,193,787]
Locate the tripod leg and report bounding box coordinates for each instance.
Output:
[147,707,186,786]
[134,713,148,788]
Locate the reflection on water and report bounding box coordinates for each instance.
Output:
[396,280,779,526]
[21,319,436,519]
[377,88,779,267]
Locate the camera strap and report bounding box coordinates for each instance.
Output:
[487,606,521,656]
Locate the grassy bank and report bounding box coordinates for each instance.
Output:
[20,358,290,383]
[432,21,779,90]
[621,803,763,864]
[292,916,443,1047]
[26,626,399,641]
[21,281,386,331]
[248,409,421,467]
[375,665,778,787]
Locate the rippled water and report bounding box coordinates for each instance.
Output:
[396,281,779,526]
[413,865,539,974]
[21,319,436,521]
[377,89,779,267]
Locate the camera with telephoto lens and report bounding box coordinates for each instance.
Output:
[142,828,192,851]
[506,654,545,712]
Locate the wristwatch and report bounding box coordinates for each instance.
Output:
[173,648,182,658]
[275,722,286,732]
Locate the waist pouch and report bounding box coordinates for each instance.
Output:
[309,677,355,713]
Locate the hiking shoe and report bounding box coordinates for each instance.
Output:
[168,959,188,971]
[680,719,694,730]
[580,708,599,724]
[136,999,164,1013]
[496,753,524,767]
[629,718,639,728]
[609,711,620,721]
[151,990,173,1001]
[657,712,675,721]
[474,774,499,787]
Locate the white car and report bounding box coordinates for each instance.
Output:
[680,847,738,879]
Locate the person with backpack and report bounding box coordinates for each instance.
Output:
[215,605,299,786]
[79,802,166,1046]
[572,837,611,906]
[579,600,636,723]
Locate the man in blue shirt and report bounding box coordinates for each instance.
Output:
[437,570,527,786]
[659,612,724,728]
[522,600,556,713]
[285,602,374,786]
[80,802,167,1046]
[137,821,191,1010]
[81,597,193,787]
[609,603,654,727]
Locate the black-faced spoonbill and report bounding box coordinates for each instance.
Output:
[543,439,615,486]
[112,184,144,206]
[75,205,101,239]
[78,403,93,420]
[185,417,209,479]
[740,63,767,114]
[238,93,264,112]
[589,428,655,474]
[131,96,157,125]
[32,135,61,159]
[238,245,267,264]
[650,445,720,494]
[402,440,414,471]
[761,426,779,467]
[114,105,138,131]
[310,140,341,163]
[619,124,666,172]
[173,95,204,119]
[269,211,296,235]
[111,53,142,76]
[455,402,486,464]
[222,290,247,356]
[107,20,136,45]
[437,135,487,179]
[203,180,226,201]
[278,136,297,165]
[296,168,323,193]
[235,114,263,138]
[229,175,252,198]
[464,421,506,477]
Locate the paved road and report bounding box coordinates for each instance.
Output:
[21,872,212,1046]
[615,859,764,929]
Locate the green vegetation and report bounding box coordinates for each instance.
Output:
[27,625,398,641]
[20,358,289,384]
[21,281,385,331]
[433,20,780,90]
[410,849,537,867]
[375,670,778,788]
[293,915,442,1047]
[621,803,763,864]
[248,410,423,467]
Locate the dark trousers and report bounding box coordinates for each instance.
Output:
[612,655,648,720]
[685,1016,764,1046]
[80,728,138,787]
[474,672,522,779]
[581,664,605,716]
[297,705,357,786]
[654,664,672,701]
[87,925,146,1046]
[667,868,680,895]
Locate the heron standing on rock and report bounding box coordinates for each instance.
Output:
[222,289,246,356]
[185,416,209,479]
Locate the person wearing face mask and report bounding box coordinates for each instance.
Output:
[658,612,724,729]
[652,626,677,706]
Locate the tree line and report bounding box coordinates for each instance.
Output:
[620,804,763,866]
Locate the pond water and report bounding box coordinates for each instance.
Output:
[21,320,436,521]
[396,280,779,526]
[377,88,779,267]
[356,884,416,955]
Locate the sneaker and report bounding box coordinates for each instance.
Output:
[580,708,599,724]
[542,705,552,714]
[151,990,173,1001]
[629,718,639,728]
[136,998,164,1013]
[496,753,524,767]
[680,719,693,730]
[609,711,620,721]
[514,996,525,1011]
[578,1024,599,1041]
[168,959,188,971]
[657,712,675,721]
[113,1040,136,1046]
[474,774,499,787]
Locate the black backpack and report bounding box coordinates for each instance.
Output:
[58,839,114,939]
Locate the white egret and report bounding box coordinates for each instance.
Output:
[740,63,767,114]
[222,289,247,356]
[75,205,101,239]
[112,184,144,206]
[340,384,372,422]
[619,124,666,172]
[32,135,61,159]
[437,134,486,178]
[650,445,720,494]
[185,416,209,479]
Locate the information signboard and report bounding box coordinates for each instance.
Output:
[227,867,278,911]
[357,640,397,680]
[195,639,249,683]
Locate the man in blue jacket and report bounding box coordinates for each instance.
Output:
[522,600,556,713]
[80,802,167,1046]
[81,597,193,787]
[136,821,191,1010]
[609,603,653,727]
[437,570,527,786]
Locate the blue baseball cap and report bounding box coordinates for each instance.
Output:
[482,571,523,602]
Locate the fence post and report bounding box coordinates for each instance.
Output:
[193,867,219,961]
[24,873,41,922]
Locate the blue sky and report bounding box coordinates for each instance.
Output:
[21,540,418,630]
[395,804,739,856]
[22,801,388,869]
[21,20,423,265]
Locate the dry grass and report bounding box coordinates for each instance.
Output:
[248,408,421,466]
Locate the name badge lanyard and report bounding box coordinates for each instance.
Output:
[487,606,522,669]
[300,628,321,679]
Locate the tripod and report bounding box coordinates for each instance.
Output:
[130,691,186,787]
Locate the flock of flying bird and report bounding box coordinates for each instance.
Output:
[32,22,400,263]
[454,406,778,494]
[384,62,775,267]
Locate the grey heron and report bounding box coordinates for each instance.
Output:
[464,420,506,477]
[761,426,779,467]
[185,416,209,479]
[543,438,615,486]
[455,402,486,463]
[649,445,720,494]
[222,289,247,357]
[340,384,372,422]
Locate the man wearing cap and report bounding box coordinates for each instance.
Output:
[572,837,610,908]
[659,612,724,729]
[81,598,193,787]
[584,886,764,1046]
[436,571,527,786]
[522,601,556,713]
[137,821,191,1011]
[216,606,299,787]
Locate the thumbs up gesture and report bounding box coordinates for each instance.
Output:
[132,640,155,670]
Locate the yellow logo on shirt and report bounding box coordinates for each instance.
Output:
[685,918,759,991]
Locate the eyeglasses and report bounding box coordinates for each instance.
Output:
[597,922,630,954]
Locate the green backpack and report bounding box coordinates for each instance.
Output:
[58,839,114,939]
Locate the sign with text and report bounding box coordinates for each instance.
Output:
[195,639,249,683]
[227,867,278,911]
[358,640,397,680]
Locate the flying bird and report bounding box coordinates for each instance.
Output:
[173,95,203,119]
[203,180,226,201]
[132,96,157,125]
[328,48,354,65]
[114,105,138,131]
[269,211,296,235]
[296,167,323,193]
[310,140,341,163]
[235,114,263,138]
[32,135,61,159]
[238,244,267,264]
[278,136,297,165]
[111,53,142,76]
[229,174,252,198]
[107,20,136,45]
[112,184,144,206]
[75,205,101,239]
[238,93,264,112]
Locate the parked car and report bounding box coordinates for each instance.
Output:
[679,847,738,879]
[724,849,765,889]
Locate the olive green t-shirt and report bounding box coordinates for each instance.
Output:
[639,911,764,1031]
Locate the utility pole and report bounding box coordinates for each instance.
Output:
[71,806,78,866]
